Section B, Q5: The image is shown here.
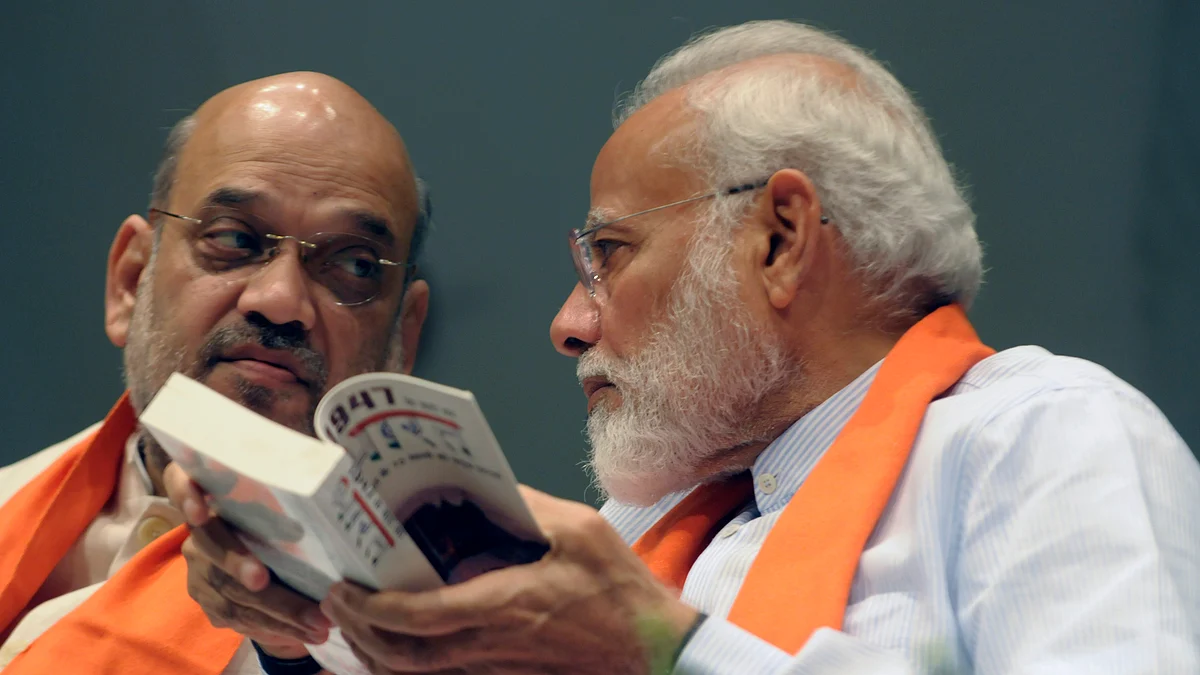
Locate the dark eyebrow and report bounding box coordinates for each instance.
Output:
[348,210,395,245]
[202,186,262,208]
[198,188,395,244]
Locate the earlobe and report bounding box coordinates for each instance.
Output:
[398,279,430,375]
[105,215,155,348]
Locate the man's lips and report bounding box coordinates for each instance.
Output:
[217,345,311,387]
[582,376,615,400]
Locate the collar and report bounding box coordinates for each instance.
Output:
[602,361,883,540]
[747,361,881,515]
[128,432,155,496]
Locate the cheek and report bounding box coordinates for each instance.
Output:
[152,266,244,352]
[604,234,690,326]
[318,306,393,378]
[601,280,669,358]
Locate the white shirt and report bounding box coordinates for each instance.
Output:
[0,429,259,672]
[602,346,1200,674]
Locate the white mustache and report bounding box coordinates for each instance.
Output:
[576,350,619,385]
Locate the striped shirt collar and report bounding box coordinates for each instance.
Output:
[749,360,880,515]
[602,361,881,539]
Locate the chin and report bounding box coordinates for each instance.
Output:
[207,372,316,435]
[596,469,698,507]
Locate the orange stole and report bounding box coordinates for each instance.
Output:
[632,304,994,653]
[0,394,242,673]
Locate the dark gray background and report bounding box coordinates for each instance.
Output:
[2,1,1195,503]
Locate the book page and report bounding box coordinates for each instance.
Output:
[315,373,548,586]
[140,374,441,600]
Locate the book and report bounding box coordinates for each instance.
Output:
[140,371,548,674]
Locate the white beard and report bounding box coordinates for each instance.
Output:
[579,221,796,506]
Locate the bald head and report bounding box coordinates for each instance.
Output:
[195,72,410,164]
[150,72,428,265]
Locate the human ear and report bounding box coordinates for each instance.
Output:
[105,214,155,347]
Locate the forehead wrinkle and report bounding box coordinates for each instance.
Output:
[200,158,394,210]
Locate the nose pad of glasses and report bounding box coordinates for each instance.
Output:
[264,233,317,262]
[571,257,596,297]
[568,232,598,297]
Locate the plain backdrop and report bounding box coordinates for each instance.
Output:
[1,1,1195,503]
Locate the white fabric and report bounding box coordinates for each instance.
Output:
[0,426,259,673]
[602,346,1200,674]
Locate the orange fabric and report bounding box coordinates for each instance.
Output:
[0,395,134,633]
[633,304,994,653]
[630,472,754,591]
[0,394,243,673]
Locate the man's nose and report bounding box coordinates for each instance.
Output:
[550,283,600,357]
[236,247,318,331]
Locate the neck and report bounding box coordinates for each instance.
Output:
[700,323,903,477]
[135,431,172,498]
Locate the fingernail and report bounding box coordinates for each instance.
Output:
[319,598,335,622]
[306,628,329,645]
[304,607,331,630]
[239,560,264,589]
[182,498,204,525]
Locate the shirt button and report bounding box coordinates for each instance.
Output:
[756,473,778,495]
[718,522,742,539]
[136,516,174,547]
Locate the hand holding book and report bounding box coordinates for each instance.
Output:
[143,372,549,673]
[163,462,332,659]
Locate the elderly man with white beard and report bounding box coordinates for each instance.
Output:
[318,20,1200,674]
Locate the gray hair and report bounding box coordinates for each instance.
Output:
[148,114,433,268]
[149,115,197,214]
[616,20,982,311]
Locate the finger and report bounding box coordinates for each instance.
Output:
[326,567,524,636]
[185,557,328,644]
[186,519,270,591]
[212,565,330,632]
[163,461,210,526]
[342,627,478,674]
[516,484,561,511]
[517,484,568,530]
[344,638,377,673]
[183,536,328,632]
[234,606,329,647]
[517,484,601,538]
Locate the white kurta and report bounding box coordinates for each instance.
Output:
[0,423,259,673]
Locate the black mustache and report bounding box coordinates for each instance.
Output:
[198,313,328,392]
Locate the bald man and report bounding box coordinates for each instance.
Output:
[0,72,431,674]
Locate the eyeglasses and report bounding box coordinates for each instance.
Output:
[568,178,770,300]
[150,207,410,307]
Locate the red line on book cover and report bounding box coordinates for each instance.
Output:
[347,409,461,436]
[340,477,396,547]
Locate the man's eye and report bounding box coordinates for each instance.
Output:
[209,230,258,250]
[594,239,626,264]
[200,229,261,259]
[327,249,383,280]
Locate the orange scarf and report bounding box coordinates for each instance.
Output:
[0,394,243,673]
[633,304,993,653]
